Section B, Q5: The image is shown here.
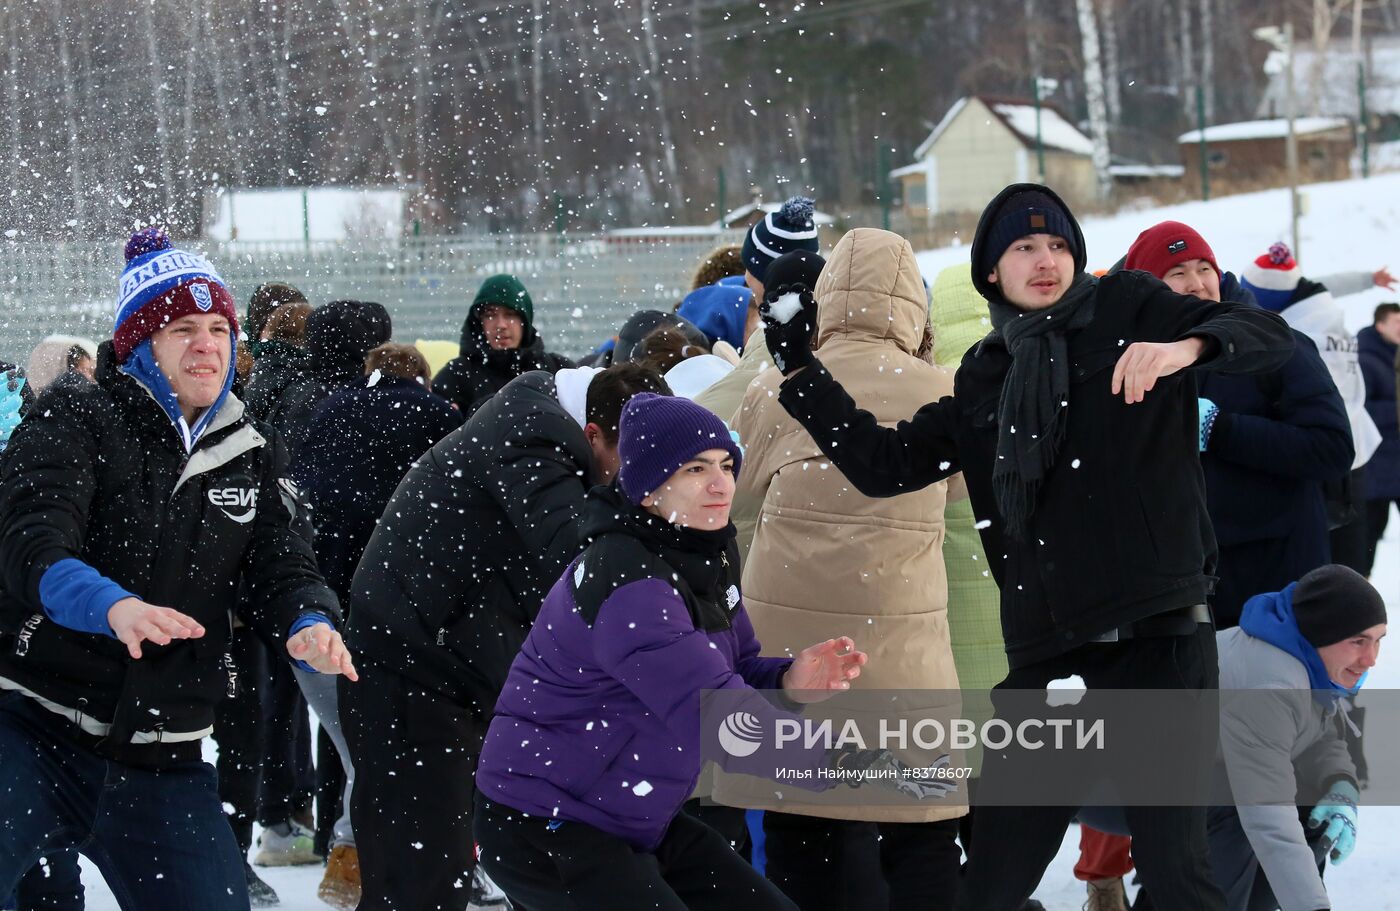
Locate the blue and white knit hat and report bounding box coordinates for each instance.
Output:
[113,227,239,362]
[741,196,820,284]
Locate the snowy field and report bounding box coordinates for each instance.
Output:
[74,174,1400,908]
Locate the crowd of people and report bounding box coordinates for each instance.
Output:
[0,184,1392,911]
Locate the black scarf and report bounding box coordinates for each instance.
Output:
[985,273,1097,539]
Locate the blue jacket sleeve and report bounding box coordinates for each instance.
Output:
[287,612,336,673]
[37,558,133,637]
[1206,337,1355,481]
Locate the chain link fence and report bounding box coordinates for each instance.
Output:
[0,231,747,365]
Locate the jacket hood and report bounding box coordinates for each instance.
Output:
[307,300,392,378]
[1358,325,1395,359]
[459,303,542,358]
[1239,585,1357,697]
[813,228,928,354]
[969,183,1087,304]
[1219,271,1257,307]
[929,263,991,366]
[677,280,752,351]
[613,310,709,364]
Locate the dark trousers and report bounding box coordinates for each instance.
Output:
[211,625,267,855]
[259,646,314,826]
[340,663,484,911]
[475,795,798,911]
[1362,499,1398,577]
[681,799,752,861]
[1206,805,1325,911]
[956,626,1226,911]
[764,811,958,910]
[4,851,83,911]
[0,692,246,911]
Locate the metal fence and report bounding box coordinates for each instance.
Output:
[0,231,747,365]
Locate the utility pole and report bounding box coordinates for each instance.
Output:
[1196,85,1210,202]
[1032,76,1047,183]
[1285,21,1301,261]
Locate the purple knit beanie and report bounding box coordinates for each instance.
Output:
[617,393,743,504]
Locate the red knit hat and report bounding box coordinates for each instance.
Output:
[1124,221,1220,280]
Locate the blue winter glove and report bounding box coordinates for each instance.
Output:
[1198,397,1219,453]
[0,375,25,451]
[1307,779,1359,865]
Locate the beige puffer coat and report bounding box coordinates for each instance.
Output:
[713,228,965,823]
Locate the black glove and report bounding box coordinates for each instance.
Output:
[760,284,817,376]
[828,747,958,800]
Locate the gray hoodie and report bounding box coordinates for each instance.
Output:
[1217,626,1358,911]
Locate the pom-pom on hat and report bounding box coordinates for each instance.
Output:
[1239,242,1302,312]
[741,196,821,284]
[617,393,743,504]
[1124,221,1220,282]
[113,227,239,363]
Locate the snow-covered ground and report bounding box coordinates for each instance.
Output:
[73,174,1400,909]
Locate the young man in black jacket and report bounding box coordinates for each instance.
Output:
[431,273,573,414]
[0,229,357,910]
[762,185,1295,911]
[341,361,667,911]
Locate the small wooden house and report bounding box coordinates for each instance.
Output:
[891,95,1098,217]
[1178,118,1354,194]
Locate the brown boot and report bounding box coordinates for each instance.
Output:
[317,845,361,911]
[1084,877,1128,911]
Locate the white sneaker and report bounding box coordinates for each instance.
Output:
[253,820,321,867]
[470,866,511,908]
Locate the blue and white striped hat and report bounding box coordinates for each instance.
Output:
[740,196,820,284]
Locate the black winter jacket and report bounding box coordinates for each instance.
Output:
[431,310,573,414]
[346,370,594,716]
[0,344,339,762]
[780,269,1294,668]
[1200,330,1352,547]
[254,301,392,459]
[294,376,462,602]
[244,340,312,426]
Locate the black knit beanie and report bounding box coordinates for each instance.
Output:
[1293,564,1388,648]
[973,187,1081,288]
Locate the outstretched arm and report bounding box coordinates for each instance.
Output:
[777,365,961,498]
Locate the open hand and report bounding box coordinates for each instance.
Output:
[287,623,360,681]
[1374,266,1397,291]
[108,597,205,660]
[782,636,867,704]
[1111,338,1205,404]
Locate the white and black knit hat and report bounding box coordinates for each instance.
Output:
[741,196,820,284]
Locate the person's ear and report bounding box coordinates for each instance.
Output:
[641,493,655,508]
[987,269,999,285]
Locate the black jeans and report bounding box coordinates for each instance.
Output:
[0,693,246,911]
[210,625,268,856]
[475,795,797,911]
[764,811,958,910]
[1362,499,1398,577]
[340,663,484,911]
[1206,805,1325,911]
[956,626,1226,911]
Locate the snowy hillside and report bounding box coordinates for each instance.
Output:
[916,172,1400,337]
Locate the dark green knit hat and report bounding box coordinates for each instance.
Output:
[472,274,534,331]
